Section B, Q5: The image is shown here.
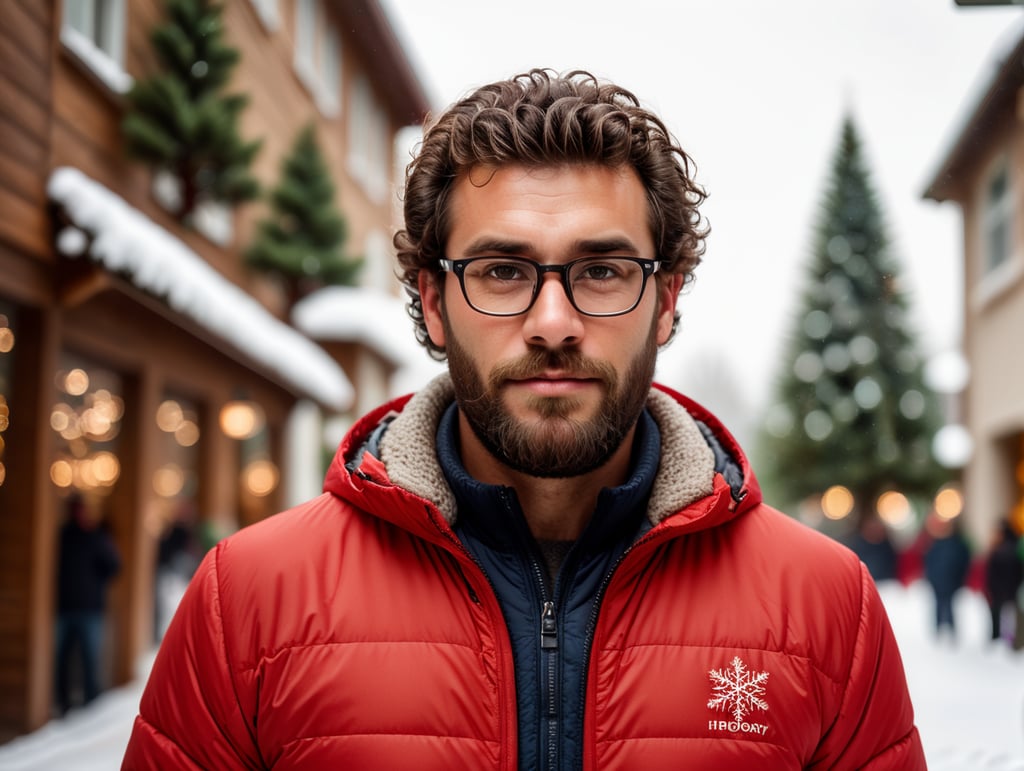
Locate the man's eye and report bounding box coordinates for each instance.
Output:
[483,263,527,281]
[581,264,615,280]
[577,261,628,281]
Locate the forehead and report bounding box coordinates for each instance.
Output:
[446,164,654,259]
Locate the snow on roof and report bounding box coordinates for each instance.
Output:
[922,16,1024,199]
[292,285,446,394]
[47,167,354,412]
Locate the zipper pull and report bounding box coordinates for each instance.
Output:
[541,601,558,649]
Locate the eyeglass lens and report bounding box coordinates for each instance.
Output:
[461,257,647,315]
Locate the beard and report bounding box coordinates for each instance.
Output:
[443,314,658,479]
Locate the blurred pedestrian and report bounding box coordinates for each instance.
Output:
[923,513,972,642]
[984,518,1023,644]
[154,504,200,641]
[846,513,898,582]
[55,494,122,715]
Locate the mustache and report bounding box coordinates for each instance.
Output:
[488,348,617,388]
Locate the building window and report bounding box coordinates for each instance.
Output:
[152,393,201,511]
[294,0,316,79]
[60,0,131,94]
[1013,435,1024,536]
[318,27,341,114]
[293,0,341,116]
[362,229,392,292]
[248,0,278,31]
[153,392,202,638]
[348,75,389,202]
[983,162,1013,275]
[49,352,124,499]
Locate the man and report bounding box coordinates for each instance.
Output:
[55,494,121,715]
[124,70,925,769]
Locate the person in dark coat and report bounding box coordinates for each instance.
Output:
[985,518,1023,644]
[923,513,972,641]
[55,495,122,715]
[846,514,899,583]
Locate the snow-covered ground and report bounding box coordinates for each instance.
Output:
[0,581,1021,770]
[880,581,1024,771]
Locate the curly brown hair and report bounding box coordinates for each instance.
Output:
[395,68,708,359]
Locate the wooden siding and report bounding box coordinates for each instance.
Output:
[0,304,60,739]
[0,0,53,259]
[0,0,55,739]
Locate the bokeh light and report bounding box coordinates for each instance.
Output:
[877,491,912,529]
[244,460,278,497]
[934,485,964,521]
[821,485,854,520]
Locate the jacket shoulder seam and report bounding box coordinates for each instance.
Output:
[212,544,264,762]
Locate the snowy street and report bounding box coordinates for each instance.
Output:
[0,581,1021,770]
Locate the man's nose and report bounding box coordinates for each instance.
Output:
[521,274,584,346]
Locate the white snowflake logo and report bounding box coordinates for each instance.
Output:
[707,656,770,722]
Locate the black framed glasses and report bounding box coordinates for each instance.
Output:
[438,256,662,317]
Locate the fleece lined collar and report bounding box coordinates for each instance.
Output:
[436,401,661,554]
[378,373,717,528]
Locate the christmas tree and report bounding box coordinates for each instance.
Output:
[245,124,362,306]
[122,0,261,221]
[757,116,948,524]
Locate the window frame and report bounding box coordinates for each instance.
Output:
[972,154,1024,310]
[60,0,131,94]
[293,0,341,117]
[982,159,1013,275]
[347,75,389,203]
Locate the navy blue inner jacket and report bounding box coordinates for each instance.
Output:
[436,404,660,771]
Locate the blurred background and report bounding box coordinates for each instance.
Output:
[1,0,1024,764]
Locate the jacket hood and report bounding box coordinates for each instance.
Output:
[324,373,762,535]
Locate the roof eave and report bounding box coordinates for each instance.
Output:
[335,0,433,125]
[923,25,1024,202]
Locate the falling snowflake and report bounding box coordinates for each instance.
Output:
[707,656,770,722]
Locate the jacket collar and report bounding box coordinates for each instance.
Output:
[368,373,731,529]
[435,401,662,551]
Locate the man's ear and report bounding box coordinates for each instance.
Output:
[419,270,446,349]
[656,273,684,346]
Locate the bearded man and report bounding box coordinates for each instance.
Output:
[124,69,925,771]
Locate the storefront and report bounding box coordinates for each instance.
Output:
[0,169,353,739]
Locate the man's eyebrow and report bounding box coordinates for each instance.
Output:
[461,237,535,257]
[572,237,640,256]
[460,236,641,258]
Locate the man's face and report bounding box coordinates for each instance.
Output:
[420,164,682,479]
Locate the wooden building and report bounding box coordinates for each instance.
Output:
[924,22,1024,549]
[0,0,429,740]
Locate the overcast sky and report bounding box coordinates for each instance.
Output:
[381,0,1023,414]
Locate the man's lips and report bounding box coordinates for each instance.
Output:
[505,374,601,395]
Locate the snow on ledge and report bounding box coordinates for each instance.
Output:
[292,285,447,395]
[59,26,133,95]
[48,167,354,412]
[293,285,419,366]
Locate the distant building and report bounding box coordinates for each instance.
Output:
[0,0,428,740]
[923,21,1024,549]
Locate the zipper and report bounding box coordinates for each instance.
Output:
[541,600,559,769]
[500,489,563,771]
[541,601,558,649]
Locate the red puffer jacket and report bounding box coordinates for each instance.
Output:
[123,378,925,770]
